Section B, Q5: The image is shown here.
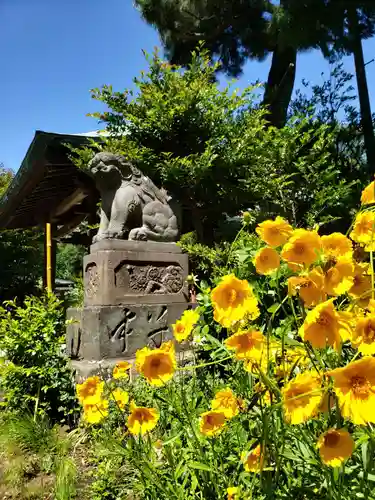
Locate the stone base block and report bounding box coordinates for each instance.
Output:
[84,240,189,306]
[66,303,188,362]
[71,349,194,382]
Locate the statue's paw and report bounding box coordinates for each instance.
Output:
[93,233,105,243]
[129,228,148,241]
[101,230,125,240]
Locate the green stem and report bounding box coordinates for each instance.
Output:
[177,355,234,371]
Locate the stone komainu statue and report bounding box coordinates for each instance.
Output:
[88,152,179,243]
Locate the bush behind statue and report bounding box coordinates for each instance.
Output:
[70,47,362,245]
[0,294,78,424]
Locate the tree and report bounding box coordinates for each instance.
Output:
[72,48,358,243]
[134,0,331,127]
[0,167,43,302]
[322,2,375,172]
[135,0,375,141]
[0,163,13,197]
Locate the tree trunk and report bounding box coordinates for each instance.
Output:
[348,7,375,172]
[262,45,297,128]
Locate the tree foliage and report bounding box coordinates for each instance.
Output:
[72,48,361,244]
[0,167,44,302]
[135,0,375,131]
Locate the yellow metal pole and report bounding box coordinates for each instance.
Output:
[46,222,52,293]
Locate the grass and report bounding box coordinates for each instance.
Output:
[0,413,92,500]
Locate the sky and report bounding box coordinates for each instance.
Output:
[1,0,375,173]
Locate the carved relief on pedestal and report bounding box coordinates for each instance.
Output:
[114,261,184,295]
[108,305,169,355]
[85,263,99,299]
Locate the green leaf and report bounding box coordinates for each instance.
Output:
[187,461,213,472]
[235,249,250,264]
[267,303,280,314]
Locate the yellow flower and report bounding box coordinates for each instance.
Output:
[275,346,309,379]
[323,257,354,296]
[83,399,109,425]
[288,267,326,308]
[350,211,375,251]
[211,387,239,418]
[299,299,352,350]
[317,428,354,467]
[172,308,200,342]
[211,275,259,328]
[318,392,336,414]
[76,376,104,405]
[352,314,375,355]
[135,340,176,387]
[227,486,240,500]
[225,329,265,361]
[199,410,227,436]
[349,262,372,306]
[243,354,269,374]
[256,217,293,247]
[328,357,375,424]
[282,371,323,424]
[253,247,280,275]
[361,180,375,205]
[241,445,264,472]
[110,388,129,409]
[113,361,131,379]
[127,402,159,435]
[254,383,272,406]
[321,233,353,258]
[281,229,321,270]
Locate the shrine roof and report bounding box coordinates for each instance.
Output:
[0,130,101,230]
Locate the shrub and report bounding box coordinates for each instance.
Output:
[0,294,78,425]
[75,178,375,499]
[70,46,359,243]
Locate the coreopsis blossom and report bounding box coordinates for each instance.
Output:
[83,400,109,425]
[352,313,375,355]
[318,392,336,414]
[349,262,372,306]
[256,217,293,247]
[135,341,176,387]
[299,299,352,350]
[172,308,200,342]
[227,486,240,500]
[275,346,309,379]
[253,247,280,275]
[241,445,264,472]
[323,257,354,296]
[281,229,321,270]
[76,376,104,405]
[361,180,375,205]
[113,361,131,379]
[211,387,239,419]
[288,267,326,308]
[127,402,159,435]
[350,211,375,251]
[110,388,129,409]
[225,329,265,361]
[211,275,259,328]
[282,371,323,425]
[254,383,272,406]
[199,410,227,436]
[321,232,353,258]
[328,357,375,424]
[317,428,354,467]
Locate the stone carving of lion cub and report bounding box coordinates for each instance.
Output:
[88,152,179,243]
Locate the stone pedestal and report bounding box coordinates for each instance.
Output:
[66,241,189,379]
